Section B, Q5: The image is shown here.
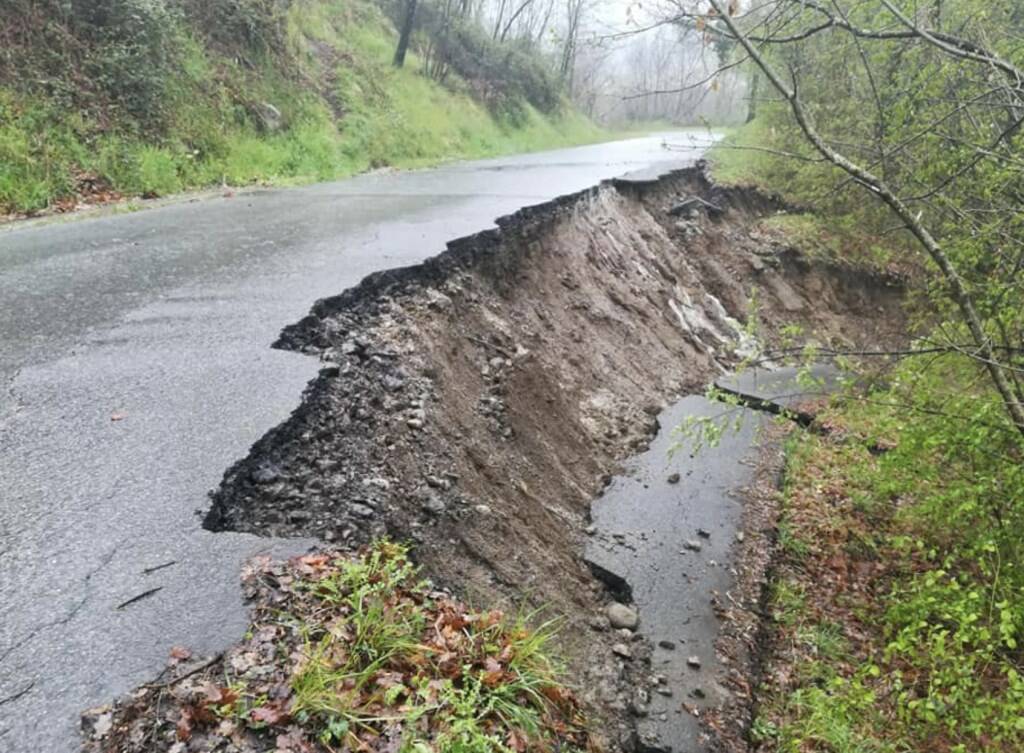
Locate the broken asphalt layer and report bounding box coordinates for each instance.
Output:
[0,132,715,752]
[586,366,838,752]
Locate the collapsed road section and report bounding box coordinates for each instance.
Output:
[585,365,840,751]
[188,162,905,751]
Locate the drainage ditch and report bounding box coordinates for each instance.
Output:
[200,162,905,751]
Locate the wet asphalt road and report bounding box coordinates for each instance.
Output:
[0,133,714,752]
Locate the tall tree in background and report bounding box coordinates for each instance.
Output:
[393,0,418,67]
[559,0,586,94]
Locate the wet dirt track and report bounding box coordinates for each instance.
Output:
[0,134,714,752]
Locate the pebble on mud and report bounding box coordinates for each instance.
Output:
[687,655,702,669]
[349,502,375,519]
[684,540,703,552]
[612,643,633,660]
[630,689,649,716]
[589,616,609,632]
[657,639,676,650]
[666,472,681,484]
[251,465,281,484]
[606,602,639,630]
[420,495,446,515]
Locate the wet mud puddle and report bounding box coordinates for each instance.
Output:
[585,367,837,752]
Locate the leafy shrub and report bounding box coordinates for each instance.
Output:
[174,0,291,55]
[0,0,196,130]
[409,5,562,122]
[757,355,1024,752]
[134,145,183,195]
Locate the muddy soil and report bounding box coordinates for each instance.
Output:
[199,162,905,750]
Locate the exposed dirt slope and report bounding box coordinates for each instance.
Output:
[202,162,905,749]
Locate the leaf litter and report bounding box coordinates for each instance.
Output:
[82,541,592,753]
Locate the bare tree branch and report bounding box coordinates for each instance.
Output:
[706,0,1024,433]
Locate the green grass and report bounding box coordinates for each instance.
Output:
[704,118,775,187]
[0,0,605,217]
[756,356,1024,753]
[229,541,590,752]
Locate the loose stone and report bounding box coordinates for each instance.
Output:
[606,602,639,630]
[612,643,633,659]
[420,495,446,515]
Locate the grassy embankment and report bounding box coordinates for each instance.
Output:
[0,0,603,217]
[709,127,1024,752]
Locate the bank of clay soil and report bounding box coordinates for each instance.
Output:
[84,162,906,752]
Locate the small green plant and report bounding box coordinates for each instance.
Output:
[183,541,593,753]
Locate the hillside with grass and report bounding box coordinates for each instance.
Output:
[0,0,602,217]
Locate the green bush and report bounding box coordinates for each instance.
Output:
[174,0,290,54]
[408,5,562,121]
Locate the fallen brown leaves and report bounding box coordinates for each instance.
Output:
[82,543,591,753]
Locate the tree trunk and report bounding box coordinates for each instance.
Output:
[393,0,418,68]
[745,70,759,122]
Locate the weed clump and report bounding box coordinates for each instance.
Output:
[83,541,590,753]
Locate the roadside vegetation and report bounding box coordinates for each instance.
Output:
[85,541,589,753]
[753,357,1024,752]
[698,1,1024,749]
[0,0,602,217]
[710,122,914,272]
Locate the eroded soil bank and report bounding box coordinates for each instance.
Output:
[85,163,906,752]
[199,163,903,749]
